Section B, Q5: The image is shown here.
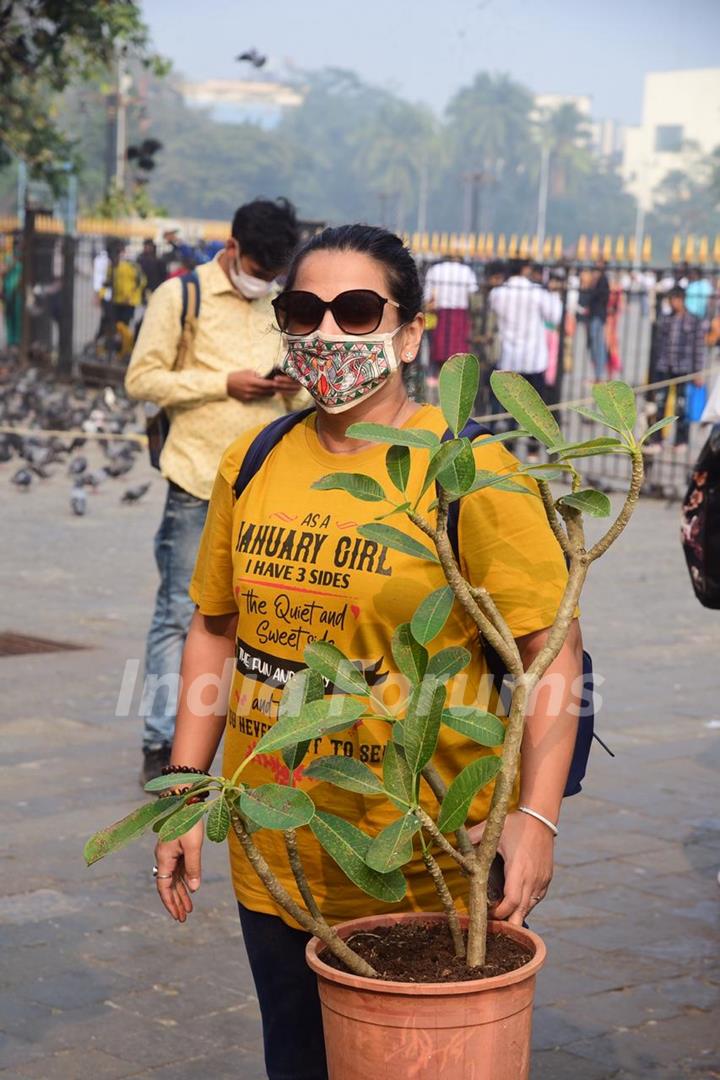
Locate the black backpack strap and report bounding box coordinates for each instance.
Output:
[180,270,201,327]
[233,406,316,500]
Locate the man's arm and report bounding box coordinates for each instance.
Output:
[125,279,229,408]
[540,288,562,327]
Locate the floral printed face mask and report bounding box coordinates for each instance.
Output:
[281,328,403,413]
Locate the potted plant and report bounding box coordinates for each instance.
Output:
[86,358,664,1079]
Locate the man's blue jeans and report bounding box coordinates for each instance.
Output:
[588,316,608,382]
[141,483,208,750]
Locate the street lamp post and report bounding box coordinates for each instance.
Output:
[536,141,551,257]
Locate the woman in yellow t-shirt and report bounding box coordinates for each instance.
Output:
[152,225,583,1080]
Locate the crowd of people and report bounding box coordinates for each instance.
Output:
[418,254,719,452]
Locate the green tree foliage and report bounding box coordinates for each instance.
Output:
[0,1,166,193]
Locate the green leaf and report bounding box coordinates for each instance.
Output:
[437,438,477,496]
[570,405,625,434]
[383,740,415,808]
[157,802,210,842]
[557,489,612,518]
[279,669,325,772]
[466,469,534,496]
[420,439,465,497]
[641,416,678,443]
[239,784,315,831]
[357,523,439,564]
[591,381,637,436]
[490,371,563,448]
[309,811,407,902]
[385,444,411,493]
[410,586,455,645]
[441,708,506,746]
[345,422,440,449]
[311,472,387,502]
[551,436,624,456]
[206,796,231,842]
[438,353,480,435]
[472,428,532,446]
[426,646,471,681]
[365,813,420,872]
[556,445,627,461]
[253,697,366,755]
[303,756,385,796]
[521,466,568,481]
[438,755,503,833]
[84,796,184,865]
[144,772,209,793]
[391,623,428,684]
[404,676,446,774]
[304,641,369,696]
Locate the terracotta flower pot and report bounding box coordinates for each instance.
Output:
[306,912,546,1080]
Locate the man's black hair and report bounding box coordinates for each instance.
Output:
[485,260,506,279]
[508,257,531,276]
[231,197,299,272]
[669,285,686,301]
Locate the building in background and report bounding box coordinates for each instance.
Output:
[534,93,623,164]
[182,78,304,127]
[623,68,720,210]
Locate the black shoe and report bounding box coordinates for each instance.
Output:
[140,745,171,788]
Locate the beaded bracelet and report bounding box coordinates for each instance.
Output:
[159,764,211,802]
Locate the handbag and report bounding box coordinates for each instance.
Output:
[681,425,720,608]
[146,271,201,470]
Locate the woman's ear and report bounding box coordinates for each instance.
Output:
[399,313,425,365]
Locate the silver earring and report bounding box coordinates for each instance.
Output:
[405,352,414,360]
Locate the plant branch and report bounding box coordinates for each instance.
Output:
[421,764,474,858]
[586,451,644,562]
[415,807,474,874]
[229,812,377,978]
[537,479,572,558]
[284,829,324,922]
[422,845,465,958]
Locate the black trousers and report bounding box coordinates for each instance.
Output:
[238,903,328,1080]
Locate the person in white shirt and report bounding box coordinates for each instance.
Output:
[490,259,562,454]
[423,256,478,374]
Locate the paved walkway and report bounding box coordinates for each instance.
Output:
[0,453,718,1079]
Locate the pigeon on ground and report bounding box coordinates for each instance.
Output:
[70,485,87,516]
[121,482,151,504]
[11,467,32,488]
[68,455,88,476]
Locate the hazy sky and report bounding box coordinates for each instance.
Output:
[142,0,719,125]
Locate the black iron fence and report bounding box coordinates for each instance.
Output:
[2,221,719,498]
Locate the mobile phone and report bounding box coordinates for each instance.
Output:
[264,366,284,380]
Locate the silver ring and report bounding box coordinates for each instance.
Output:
[530,895,543,902]
[152,865,174,880]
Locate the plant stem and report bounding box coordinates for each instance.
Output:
[422,846,465,958]
[587,451,644,562]
[467,680,530,967]
[415,807,474,873]
[421,764,474,859]
[229,812,377,978]
[537,479,572,558]
[284,829,325,922]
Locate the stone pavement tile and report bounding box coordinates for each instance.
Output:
[137,1046,267,1080]
[553,830,669,867]
[0,1034,47,1072]
[615,841,720,876]
[531,1005,607,1050]
[18,967,143,1010]
[530,1046,615,1080]
[563,1010,719,1075]
[0,992,55,1036]
[11,1047,134,1079]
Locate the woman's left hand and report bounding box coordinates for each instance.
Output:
[467,811,555,926]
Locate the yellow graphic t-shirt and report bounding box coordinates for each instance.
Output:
[190,404,569,926]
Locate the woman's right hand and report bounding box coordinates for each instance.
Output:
[154,819,204,923]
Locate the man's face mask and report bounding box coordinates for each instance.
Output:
[229,248,275,300]
[281,328,403,413]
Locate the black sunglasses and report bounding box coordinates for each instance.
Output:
[272,289,400,336]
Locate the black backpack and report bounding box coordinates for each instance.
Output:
[232,408,608,797]
[681,426,720,609]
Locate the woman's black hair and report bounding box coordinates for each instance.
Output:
[232,197,299,272]
[283,224,423,322]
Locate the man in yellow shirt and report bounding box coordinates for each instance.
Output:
[125,197,303,783]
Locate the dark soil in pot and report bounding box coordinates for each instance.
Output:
[321,920,533,983]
